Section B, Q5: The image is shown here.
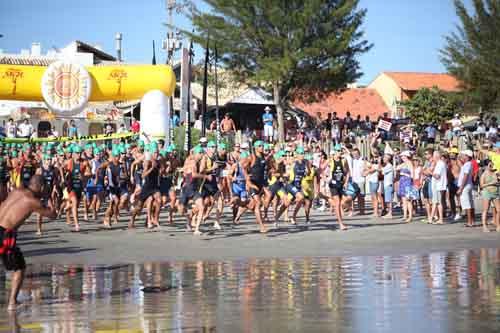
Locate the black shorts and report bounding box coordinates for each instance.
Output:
[180,186,196,206]
[138,186,159,202]
[329,185,343,197]
[202,181,218,198]
[159,178,173,196]
[269,182,282,198]
[249,183,265,197]
[0,227,25,271]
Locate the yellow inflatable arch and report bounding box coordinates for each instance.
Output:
[0,63,176,102]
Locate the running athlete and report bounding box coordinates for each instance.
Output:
[275,146,310,226]
[238,140,268,233]
[36,154,62,235]
[197,141,222,230]
[229,151,249,223]
[129,144,161,229]
[104,150,122,227]
[65,146,89,232]
[329,145,350,230]
[178,146,204,232]
[87,148,106,220]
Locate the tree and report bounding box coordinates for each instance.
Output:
[440,0,500,111]
[398,87,458,129]
[177,0,372,142]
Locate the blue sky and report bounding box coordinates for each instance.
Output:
[0,0,469,85]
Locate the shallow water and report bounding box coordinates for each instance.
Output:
[0,249,499,332]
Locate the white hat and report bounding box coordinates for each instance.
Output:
[461,150,473,157]
[200,137,208,143]
[241,142,249,149]
[400,151,412,157]
[264,106,271,111]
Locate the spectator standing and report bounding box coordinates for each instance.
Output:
[5,118,17,138]
[131,118,140,133]
[18,118,33,139]
[172,112,180,128]
[262,106,274,143]
[194,115,203,131]
[117,123,127,134]
[429,151,447,224]
[104,120,115,135]
[424,124,437,144]
[457,150,475,227]
[68,120,78,137]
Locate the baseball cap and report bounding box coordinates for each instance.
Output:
[241,142,249,149]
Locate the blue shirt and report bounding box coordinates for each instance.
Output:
[262,113,273,126]
[172,115,180,128]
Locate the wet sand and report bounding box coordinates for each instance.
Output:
[17,209,500,264]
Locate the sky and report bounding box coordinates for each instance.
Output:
[0,0,470,85]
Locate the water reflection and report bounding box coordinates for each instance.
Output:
[0,249,499,332]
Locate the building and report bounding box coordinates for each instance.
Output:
[0,41,126,136]
[293,88,390,121]
[368,72,462,117]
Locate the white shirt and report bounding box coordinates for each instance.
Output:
[432,160,447,191]
[194,119,202,131]
[458,161,473,187]
[5,123,17,138]
[383,163,394,187]
[117,126,127,134]
[351,158,366,183]
[451,118,462,131]
[18,123,33,137]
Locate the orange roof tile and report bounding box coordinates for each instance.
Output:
[383,72,461,92]
[293,88,389,119]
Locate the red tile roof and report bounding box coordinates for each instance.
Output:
[294,88,389,119]
[383,72,461,92]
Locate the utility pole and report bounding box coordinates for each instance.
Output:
[164,0,183,144]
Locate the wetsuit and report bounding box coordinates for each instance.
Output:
[108,162,121,198]
[41,165,55,204]
[202,155,219,197]
[286,160,307,197]
[0,157,9,186]
[249,154,267,197]
[67,161,84,199]
[20,158,35,188]
[231,162,248,200]
[329,159,345,197]
[138,163,159,202]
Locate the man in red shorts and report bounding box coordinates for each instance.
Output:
[0,175,57,311]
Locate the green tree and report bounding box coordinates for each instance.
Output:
[178,0,372,142]
[398,87,457,129]
[440,0,500,111]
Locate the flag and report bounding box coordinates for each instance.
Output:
[152,40,156,65]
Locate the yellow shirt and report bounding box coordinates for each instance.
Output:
[489,152,500,171]
[301,168,315,198]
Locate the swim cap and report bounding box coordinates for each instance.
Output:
[240,151,250,159]
[253,140,264,148]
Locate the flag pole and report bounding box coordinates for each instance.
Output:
[214,43,221,147]
[201,34,209,138]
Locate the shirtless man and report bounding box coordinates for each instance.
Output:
[0,175,57,311]
[221,113,236,134]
